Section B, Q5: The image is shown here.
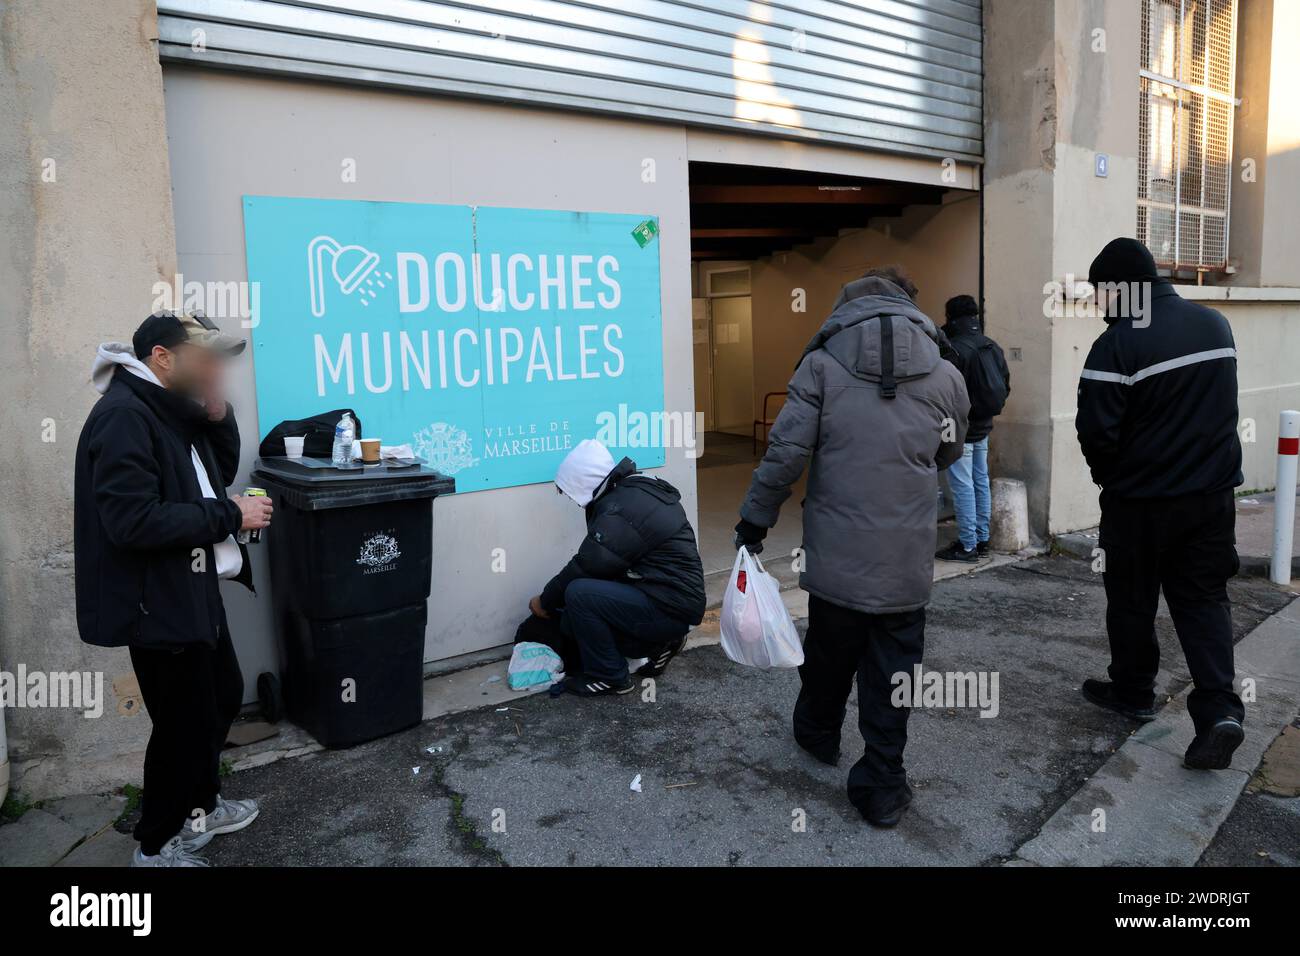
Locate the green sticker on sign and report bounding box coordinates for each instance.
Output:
[631,218,659,248]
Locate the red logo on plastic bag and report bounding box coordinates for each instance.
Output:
[736,569,748,593]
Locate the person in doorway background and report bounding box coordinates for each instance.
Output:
[74,312,272,867]
[935,295,1011,563]
[529,439,706,697]
[733,266,969,827]
[1076,237,1246,771]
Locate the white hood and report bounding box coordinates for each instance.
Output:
[92,342,162,394]
[555,439,616,507]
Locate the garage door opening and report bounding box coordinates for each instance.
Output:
[685,160,981,597]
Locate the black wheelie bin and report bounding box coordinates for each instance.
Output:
[251,456,454,747]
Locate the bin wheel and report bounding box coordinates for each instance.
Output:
[258,672,283,724]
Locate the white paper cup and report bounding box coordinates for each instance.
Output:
[284,436,306,458]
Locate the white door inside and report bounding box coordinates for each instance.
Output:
[710,294,754,436]
[691,297,714,432]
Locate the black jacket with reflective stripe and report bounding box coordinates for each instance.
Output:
[1075,280,1242,498]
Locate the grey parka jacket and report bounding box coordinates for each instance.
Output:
[740,277,970,614]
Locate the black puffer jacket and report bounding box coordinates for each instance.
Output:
[75,365,252,649]
[541,458,706,625]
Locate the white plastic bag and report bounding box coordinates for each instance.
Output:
[507,641,565,690]
[719,547,804,669]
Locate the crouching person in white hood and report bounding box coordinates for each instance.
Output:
[74,312,272,866]
[529,440,707,697]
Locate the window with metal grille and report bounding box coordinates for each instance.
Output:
[1137,0,1238,273]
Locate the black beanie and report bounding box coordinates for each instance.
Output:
[1088,237,1159,285]
[945,294,979,321]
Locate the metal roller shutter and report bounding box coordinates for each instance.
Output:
[158,0,983,161]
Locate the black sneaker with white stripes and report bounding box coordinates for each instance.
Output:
[635,636,688,677]
[559,672,635,697]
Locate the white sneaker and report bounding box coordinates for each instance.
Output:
[132,835,209,867]
[177,794,261,851]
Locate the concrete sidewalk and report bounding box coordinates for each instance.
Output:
[1014,598,1300,866]
[4,551,1292,867]
[191,556,1288,866]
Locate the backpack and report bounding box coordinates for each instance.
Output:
[258,408,363,458]
[513,612,582,674]
[958,337,1008,420]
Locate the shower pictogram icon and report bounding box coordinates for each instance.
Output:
[307,235,393,317]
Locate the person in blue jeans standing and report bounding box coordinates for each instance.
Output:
[935,295,1010,563]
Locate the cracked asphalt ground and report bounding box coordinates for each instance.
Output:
[204,556,1292,866]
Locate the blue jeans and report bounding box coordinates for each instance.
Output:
[559,578,689,681]
[947,438,990,551]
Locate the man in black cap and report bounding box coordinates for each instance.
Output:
[75,312,272,866]
[935,294,1010,563]
[1075,238,1245,770]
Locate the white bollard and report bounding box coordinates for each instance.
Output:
[990,478,1030,552]
[1271,410,1300,586]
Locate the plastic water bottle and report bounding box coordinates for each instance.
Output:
[331,412,356,465]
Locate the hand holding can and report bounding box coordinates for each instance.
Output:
[235,488,272,543]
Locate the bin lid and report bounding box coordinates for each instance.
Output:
[251,456,456,511]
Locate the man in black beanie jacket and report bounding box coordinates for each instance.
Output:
[1075,237,1245,770]
[935,294,1009,563]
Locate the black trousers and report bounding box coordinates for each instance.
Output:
[129,614,244,855]
[1099,490,1243,734]
[793,595,926,811]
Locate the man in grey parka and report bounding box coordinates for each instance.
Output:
[735,267,969,827]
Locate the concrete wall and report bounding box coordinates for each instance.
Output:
[1254,0,1300,288]
[981,0,1060,540]
[684,128,980,192]
[1022,0,1300,534]
[0,1,176,797]
[1044,287,1300,532]
[1228,0,1274,288]
[983,0,1142,537]
[161,66,698,696]
[748,193,980,417]
[1203,2,1300,498]
[1230,0,1300,289]
[1219,297,1300,490]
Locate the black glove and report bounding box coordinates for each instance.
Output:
[733,518,768,555]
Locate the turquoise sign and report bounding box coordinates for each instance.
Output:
[241,196,665,492]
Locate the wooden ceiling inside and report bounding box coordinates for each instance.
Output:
[688,162,946,261]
